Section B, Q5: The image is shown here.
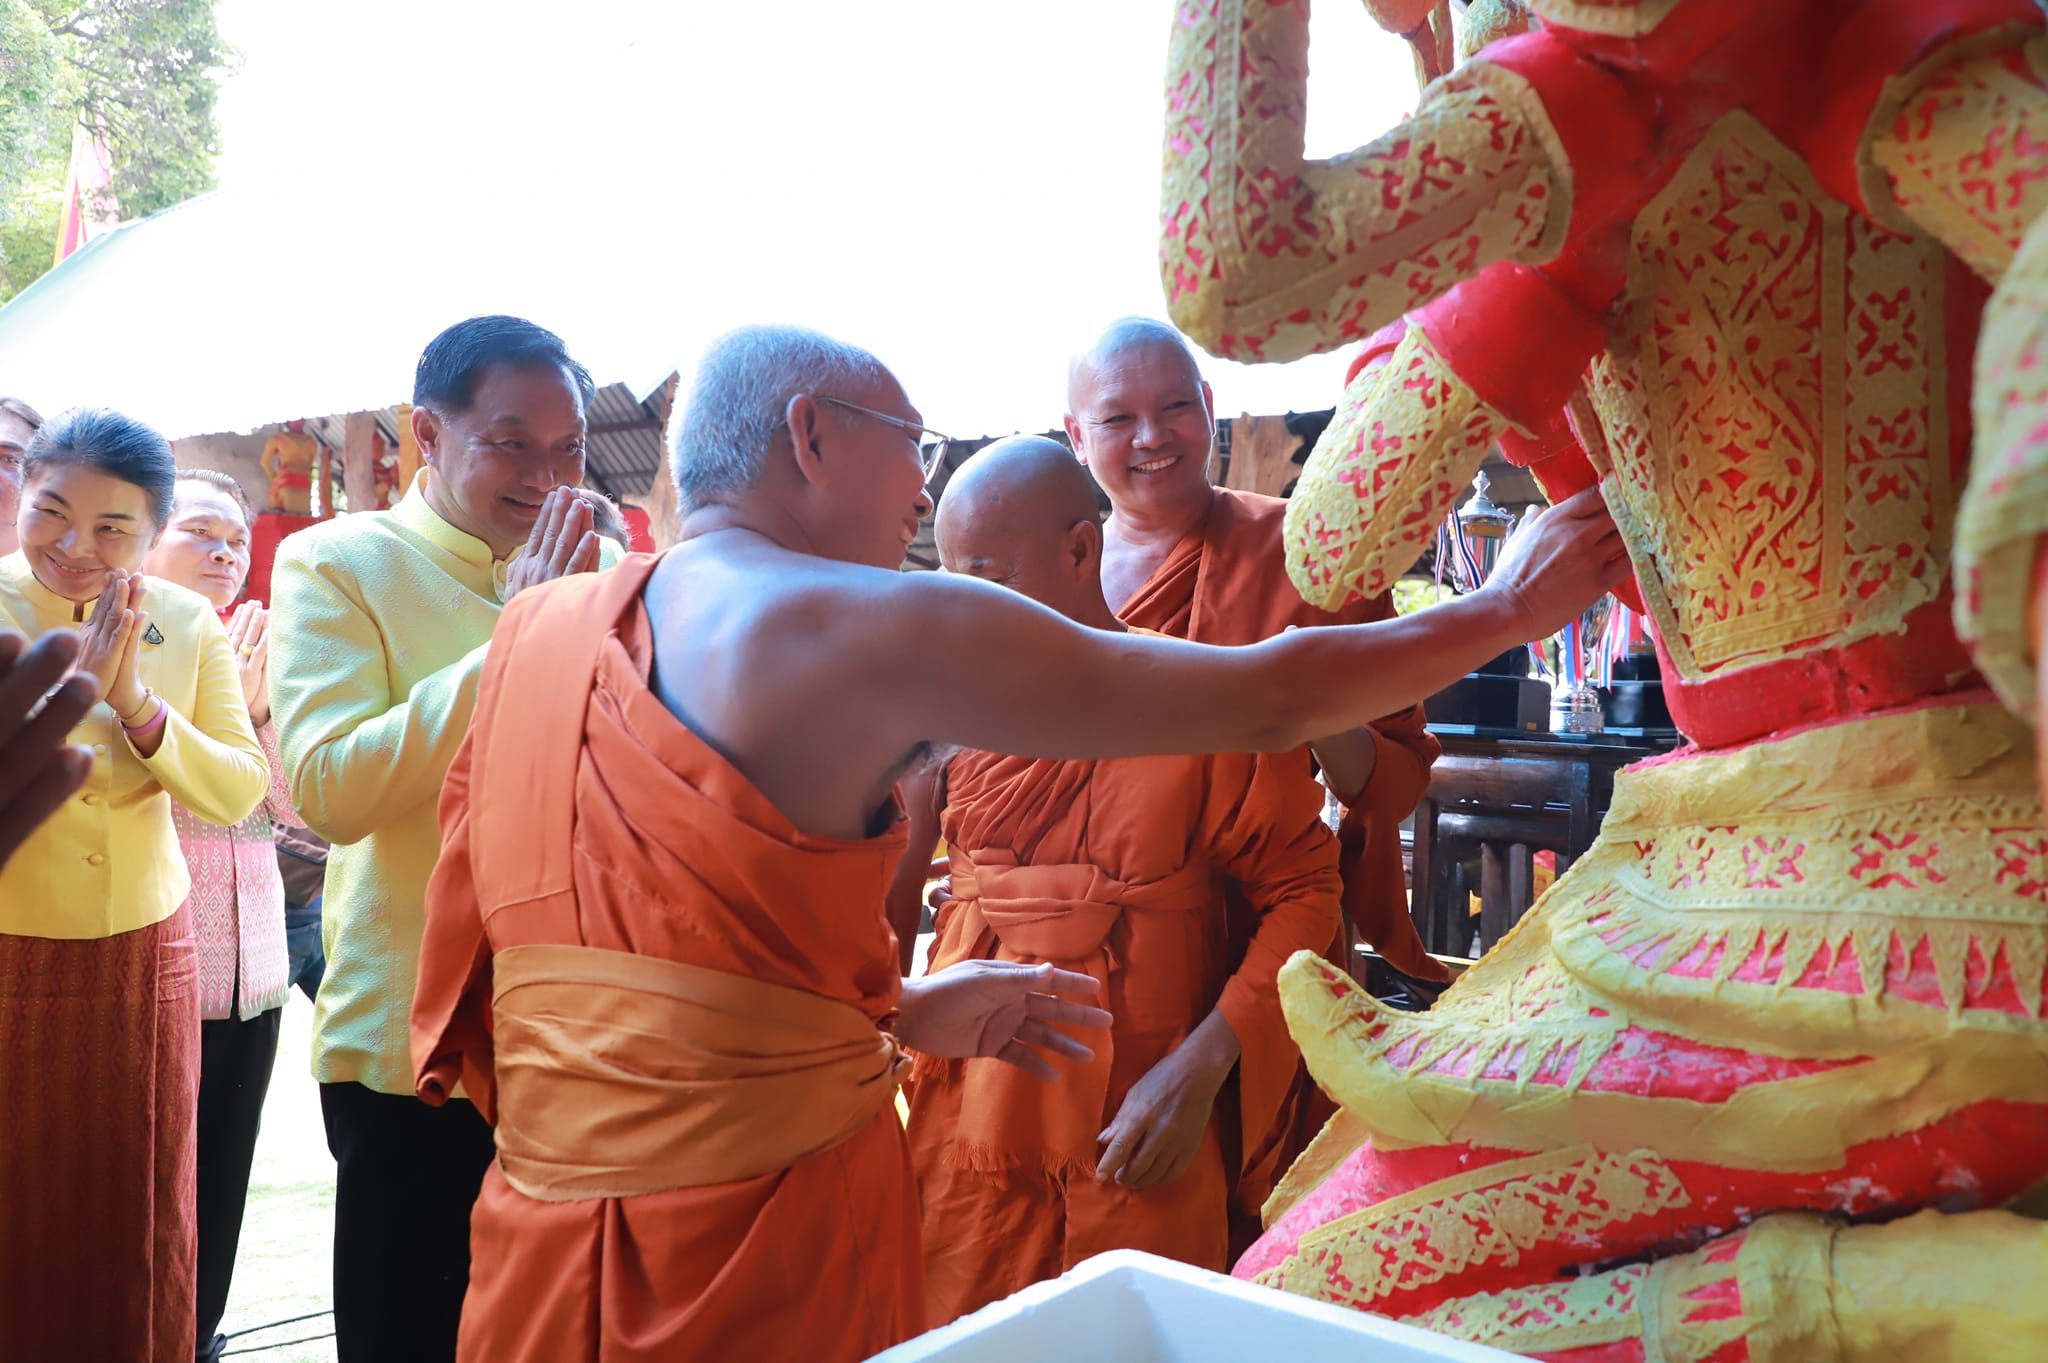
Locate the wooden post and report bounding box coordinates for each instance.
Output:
[315,442,333,518]
[639,373,683,550]
[641,465,681,551]
[341,411,378,514]
[394,403,424,493]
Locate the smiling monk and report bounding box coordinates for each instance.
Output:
[410,324,1628,1363]
[1068,319,1448,991]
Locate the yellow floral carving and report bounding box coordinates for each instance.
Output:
[1592,113,1949,681]
[1525,0,1681,38]
[1255,1145,1688,1311]
[1402,1262,1657,1357]
[1869,32,2048,281]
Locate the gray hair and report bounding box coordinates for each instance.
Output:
[670,324,892,511]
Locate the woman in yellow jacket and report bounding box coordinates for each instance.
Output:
[0,408,267,1363]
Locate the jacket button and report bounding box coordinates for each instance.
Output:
[85,853,106,867]
[81,792,98,806]
[93,744,108,757]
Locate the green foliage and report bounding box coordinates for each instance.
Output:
[0,0,231,301]
[0,0,67,296]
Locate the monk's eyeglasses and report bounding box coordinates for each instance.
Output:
[814,395,953,482]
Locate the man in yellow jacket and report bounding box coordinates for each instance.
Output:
[268,315,621,1363]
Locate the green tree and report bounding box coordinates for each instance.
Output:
[0,0,231,301]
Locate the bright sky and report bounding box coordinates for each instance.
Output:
[198,3,1417,435]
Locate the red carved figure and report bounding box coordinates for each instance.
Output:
[1159,2,2048,1358]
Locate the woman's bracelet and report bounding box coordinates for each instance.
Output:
[119,688,165,734]
[116,686,155,725]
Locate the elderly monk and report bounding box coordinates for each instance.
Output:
[1068,318,1447,987]
[411,323,1627,1363]
[894,437,1343,1325]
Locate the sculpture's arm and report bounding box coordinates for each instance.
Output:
[1957,208,2048,724]
[1161,0,1574,364]
[1283,322,1511,607]
[1868,29,2048,282]
[1860,21,2048,723]
[1282,261,1614,610]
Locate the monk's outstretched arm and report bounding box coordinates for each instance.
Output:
[881,489,1626,765]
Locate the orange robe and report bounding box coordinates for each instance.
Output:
[1118,486,1447,982]
[411,555,924,1363]
[906,737,1342,1326]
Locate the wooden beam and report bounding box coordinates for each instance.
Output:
[639,462,678,550]
[640,373,683,549]
[342,411,378,514]
[1225,414,1304,498]
[394,404,424,495]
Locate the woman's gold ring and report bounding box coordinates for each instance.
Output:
[239,644,255,657]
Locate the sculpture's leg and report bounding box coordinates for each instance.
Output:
[1242,1097,2048,1320]
[1402,1209,2048,1363]
[1238,702,2048,1316]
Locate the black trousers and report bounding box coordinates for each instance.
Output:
[320,1081,495,1363]
[195,1007,282,1360]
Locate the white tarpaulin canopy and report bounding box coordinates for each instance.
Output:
[0,1,1414,443]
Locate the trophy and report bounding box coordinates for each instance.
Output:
[1439,468,1514,593]
[1426,471,1551,732]
[1547,598,1609,735]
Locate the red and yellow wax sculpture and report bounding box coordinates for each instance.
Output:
[1160,1,2048,1358]
[260,427,319,515]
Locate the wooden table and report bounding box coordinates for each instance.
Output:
[1409,728,1674,956]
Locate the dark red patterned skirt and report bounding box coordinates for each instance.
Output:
[0,904,201,1361]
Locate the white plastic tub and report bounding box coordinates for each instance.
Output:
[870,1250,1531,1362]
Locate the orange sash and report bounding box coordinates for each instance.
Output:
[489,942,907,1201]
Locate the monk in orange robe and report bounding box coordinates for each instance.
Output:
[1068,318,1447,987]
[895,436,1344,1326]
[411,325,1629,1362]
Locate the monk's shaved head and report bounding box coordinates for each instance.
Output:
[938,437,1099,566]
[1066,317,1203,410]
[1063,317,1216,524]
[937,437,1117,627]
